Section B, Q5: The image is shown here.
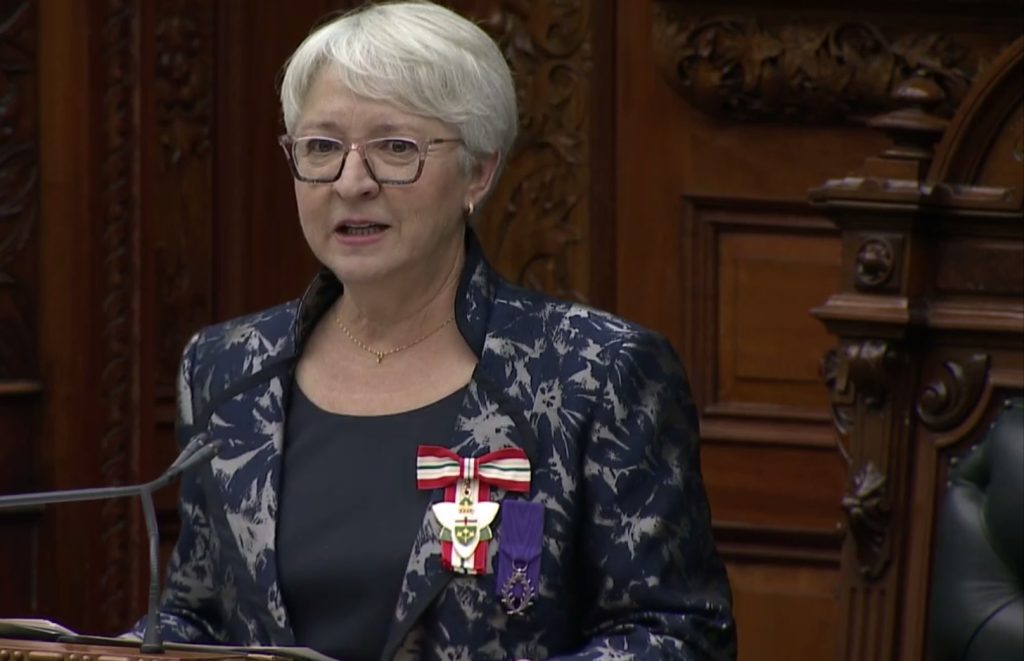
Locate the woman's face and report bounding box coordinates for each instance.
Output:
[291,67,496,289]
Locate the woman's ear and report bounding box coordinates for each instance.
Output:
[465,152,501,204]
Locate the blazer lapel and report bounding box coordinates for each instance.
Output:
[199,356,297,645]
[381,369,539,659]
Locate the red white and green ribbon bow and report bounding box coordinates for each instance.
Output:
[416,446,531,574]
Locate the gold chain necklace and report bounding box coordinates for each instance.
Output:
[334,313,456,364]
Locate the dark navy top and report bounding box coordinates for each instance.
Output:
[277,384,466,661]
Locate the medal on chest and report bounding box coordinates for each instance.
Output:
[431,478,498,573]
[416,446,530,575]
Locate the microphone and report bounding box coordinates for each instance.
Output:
[0,432,222,653]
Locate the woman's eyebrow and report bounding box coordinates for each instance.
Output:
[294,119,422,136]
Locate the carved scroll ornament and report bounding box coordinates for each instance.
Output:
[822,340,901,472]
[917,353,990,431]
[837,340,898,408]
[652,2,1000,123]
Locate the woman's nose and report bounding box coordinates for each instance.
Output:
[332,151,380,198]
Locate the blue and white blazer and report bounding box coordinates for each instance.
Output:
[136,231,736,660]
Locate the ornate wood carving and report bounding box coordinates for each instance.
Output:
[156,4,211,168]
[841,461,890,578]
[824,338,905,587]
[97,0,137,631]
[855,235,902,291]
[838,340,898,409]
[810,76,949,206]
[810,24,1021,660]
[820,347,854,461]
[0,1,35,289]
[475,0,591,302]
[651,2,1009,124]
[153,0,213,394]
[929,38,1024,192]
[917,353,990,431]
[0,1,37,381]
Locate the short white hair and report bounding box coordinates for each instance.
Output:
[280,1,517,172]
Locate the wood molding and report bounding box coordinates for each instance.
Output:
[714,520,843,565]
[0,379,42,396]
[681,196,841,423]
[701,405,836,450]
[929,37,1024,188]
[96,0,138,632]
[651,1,1013,124]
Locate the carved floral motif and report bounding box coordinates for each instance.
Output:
[842,461,892,579]
[652,3,1004,123]
[476,0,590,302]
[855,237,895,289]
[820,347,855,465]
[155,1,211,168]
[154,0,213,392]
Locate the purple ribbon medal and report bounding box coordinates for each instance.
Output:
[496,500,544,615]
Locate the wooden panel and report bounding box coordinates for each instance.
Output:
[0,0,42,621]
[727,562,840,661]
[811,35,1023,661]
[703,443,844,531]
[213,0,339,319]
[718,232,841,410]
[0,392,41,614]
[976,98,1023,189]
[934,236,1024,297]
[616,2,876,656]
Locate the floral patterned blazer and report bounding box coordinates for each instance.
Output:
[134,230,736,660]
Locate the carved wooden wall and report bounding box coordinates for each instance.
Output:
[0,0,41,618]
[625,1,1020,659]
[812,36,1023,661]
[0,1,1018,659]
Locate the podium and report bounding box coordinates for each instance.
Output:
[0,637,292,660]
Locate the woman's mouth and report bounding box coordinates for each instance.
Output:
[336,222,388,236]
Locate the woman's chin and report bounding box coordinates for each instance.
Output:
[325,259,397,288]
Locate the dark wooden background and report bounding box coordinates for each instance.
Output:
[0,1,1020,659]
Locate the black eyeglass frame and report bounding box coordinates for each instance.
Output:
[277,135,464,186]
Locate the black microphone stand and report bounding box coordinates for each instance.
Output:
[0,435,222,653]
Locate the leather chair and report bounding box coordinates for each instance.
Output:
[929,397,1023,660]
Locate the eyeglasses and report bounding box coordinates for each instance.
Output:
[278,135,463,186]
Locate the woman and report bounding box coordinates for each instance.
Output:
[135,1,736,659]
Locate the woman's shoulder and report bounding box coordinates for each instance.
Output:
[185,299,300,366]
[492,281,668,352]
